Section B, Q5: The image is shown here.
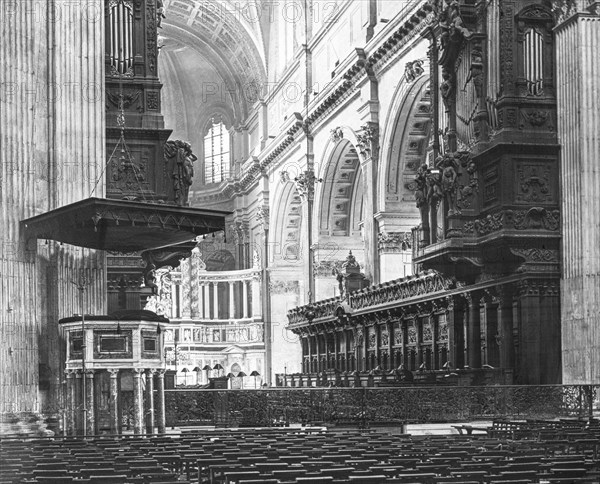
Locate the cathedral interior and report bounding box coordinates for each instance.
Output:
[1,0,600,468]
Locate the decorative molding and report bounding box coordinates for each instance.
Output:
[405,59,425,82]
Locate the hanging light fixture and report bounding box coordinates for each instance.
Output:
[156,323,162,335]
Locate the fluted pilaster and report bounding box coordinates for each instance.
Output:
[555,9,600,384]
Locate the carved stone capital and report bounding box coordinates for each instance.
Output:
[256,206,270,231]
[356,123,379,161]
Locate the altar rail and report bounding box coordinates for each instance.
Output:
[165,385,598,428]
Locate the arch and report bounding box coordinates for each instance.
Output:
[270,179,302,266]
[377,75,432,213]
[317,137,363,237]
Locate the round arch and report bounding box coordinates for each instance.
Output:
[377,75,432,213]
[269,179,302,267]
[317,138,363,237]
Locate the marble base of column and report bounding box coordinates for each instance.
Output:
[108,369,120,435]
[156,370,166,434]
[132,369,144,435]
[145,370,155,435]
[85,370,95,436]
[66,371,75,436]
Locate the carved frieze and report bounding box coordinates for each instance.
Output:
[510,248,559,263]
[269,280,300,295]
[464,208,560,236]
[378,232,412,253]
[313,259,345,278]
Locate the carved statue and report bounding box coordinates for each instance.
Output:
[438,156,460,215]
[439,0,472,51]
[157,0,166,29]
[440,67,455,112]
[164,140,196,206]
[414,164,429,208]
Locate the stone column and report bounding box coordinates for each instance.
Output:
[212,282,219,319]
[315,334,321,373]
[145,370,155,435]
[497,286,514,372]
[203,284,210,319]
[446,297,457,369]
[66,370,75,436]
[307,335,313,372]
[108,369,120,435]
[466,293,481,368]
[228,281,235,319]
[333,332,339,369]
[85,370,95,435]
[156,370,166,434]
[132,369,144,435]
[242,280,249,318]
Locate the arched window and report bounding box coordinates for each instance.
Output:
[204,118,230,184]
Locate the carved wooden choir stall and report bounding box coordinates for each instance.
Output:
[287,0,561,387]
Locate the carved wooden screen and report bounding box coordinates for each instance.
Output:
[108,0,134,76]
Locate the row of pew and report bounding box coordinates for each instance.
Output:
[1,425,599,484]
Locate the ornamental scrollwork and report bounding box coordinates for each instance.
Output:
[405,59,425,82]
[330,127,344,143]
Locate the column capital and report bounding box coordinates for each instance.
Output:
[145,369,156,377]
[132,368,144,376]
[65,369,76,378]
[84,369,95,378]
[107,369,120,377]
[156,369,166,377]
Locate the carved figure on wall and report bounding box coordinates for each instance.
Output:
[405,59,425,82]
[414,164,429,208]
[164,140,196,206]
[157,0,166,28]
[436,155,460,215]
[440,67,455,112]
[439,0,472,51]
